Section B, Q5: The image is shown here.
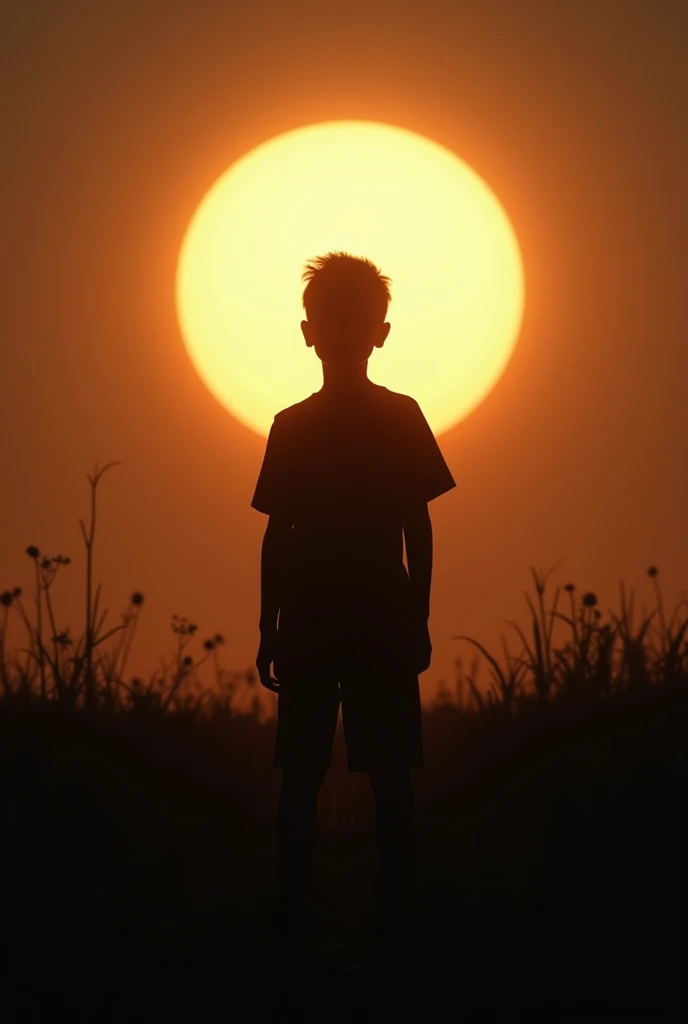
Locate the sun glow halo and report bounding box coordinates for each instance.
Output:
[176,121,525,437]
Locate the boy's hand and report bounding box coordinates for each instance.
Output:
[413,618,432,674]
[256,631,281,693]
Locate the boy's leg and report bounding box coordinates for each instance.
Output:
[274,761,329,938]
[367,766,415,937]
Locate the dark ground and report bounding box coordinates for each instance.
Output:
[2,691,687,1021]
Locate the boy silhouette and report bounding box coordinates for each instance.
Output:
[251,251,456,959]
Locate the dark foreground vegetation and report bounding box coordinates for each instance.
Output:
[2,466,687,1020]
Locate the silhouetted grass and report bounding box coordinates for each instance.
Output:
[1,466,686,1018]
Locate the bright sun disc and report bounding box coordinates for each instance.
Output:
[176,120,525,437]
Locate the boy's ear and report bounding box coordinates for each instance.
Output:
[373,322,391,349]
[301,320,314,347]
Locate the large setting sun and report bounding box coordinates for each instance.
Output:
[176,120,525,437]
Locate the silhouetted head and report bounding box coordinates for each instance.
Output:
[300,251,392,369]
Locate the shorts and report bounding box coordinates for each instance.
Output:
[272,563,424,771]
[272,652,423,772]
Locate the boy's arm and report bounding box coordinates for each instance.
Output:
[259,512,293,638]
[402,502,433,621]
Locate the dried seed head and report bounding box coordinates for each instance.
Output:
[183,655,193,667]
[131,592,144,606]
[582,592,598,608]
[214,633,225,644]
[12,587,22,598]
[1,591,13,607]
[26,546,40,559]
[647,566,659,578]
[564,583,575,593]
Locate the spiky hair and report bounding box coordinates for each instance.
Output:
[301,251,392,325]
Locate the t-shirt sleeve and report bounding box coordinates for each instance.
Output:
[402,398,456,505]
[250,415,291,517]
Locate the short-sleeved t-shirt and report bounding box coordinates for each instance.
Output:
[251,383,456,603]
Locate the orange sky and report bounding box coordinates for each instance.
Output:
[3,1,687,709]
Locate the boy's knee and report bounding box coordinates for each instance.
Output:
[367,765,413,802]
[282,761,329,794]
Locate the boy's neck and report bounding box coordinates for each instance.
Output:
[320,360,371,394]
